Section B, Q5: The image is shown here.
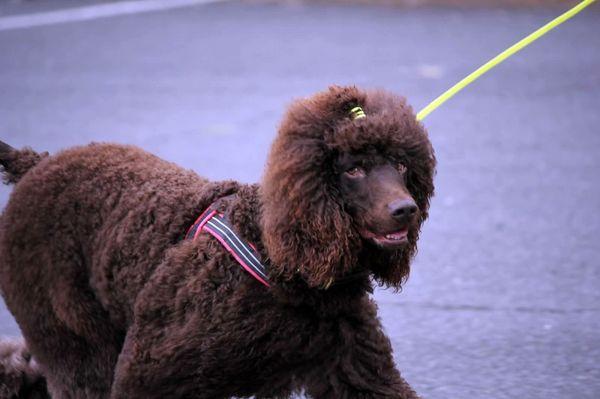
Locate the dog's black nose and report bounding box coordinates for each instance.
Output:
[388,199,418,220]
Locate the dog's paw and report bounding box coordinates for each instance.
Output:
[0,338,48,399]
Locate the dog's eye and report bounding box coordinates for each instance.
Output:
[345,167,366,178]
[397,163,407,174]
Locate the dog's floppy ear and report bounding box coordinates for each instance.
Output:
[260,133,359,288]
[261,86,365,288]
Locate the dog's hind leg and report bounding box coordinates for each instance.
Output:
[0,143,134,398]
[5,275,125,399]
[1,230,124,398]
[2,259,125,399]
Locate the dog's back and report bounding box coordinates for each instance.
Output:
[0,142,212,397]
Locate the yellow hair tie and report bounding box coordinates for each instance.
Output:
[349,106,366,120]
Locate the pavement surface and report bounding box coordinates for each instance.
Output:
[1,1,599,398]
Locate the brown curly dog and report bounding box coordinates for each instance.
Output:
[0,86,435,399]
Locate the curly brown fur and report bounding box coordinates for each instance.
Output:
[0,338,49,399]
[0,86,435,398]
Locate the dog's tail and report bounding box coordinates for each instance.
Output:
[0,338,50,399]
[0,141,47,185]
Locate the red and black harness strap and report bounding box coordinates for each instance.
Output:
[185,202,270,288]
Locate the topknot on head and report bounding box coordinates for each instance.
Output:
[277,85,369,140]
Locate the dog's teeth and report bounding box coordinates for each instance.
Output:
[385,232,407,240]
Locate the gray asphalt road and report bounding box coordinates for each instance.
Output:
[1,1,599,398]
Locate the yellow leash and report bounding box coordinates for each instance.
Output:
[416,0,597,121]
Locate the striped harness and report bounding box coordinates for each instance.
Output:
[185,201,270,287]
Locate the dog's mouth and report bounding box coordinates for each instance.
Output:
[361,227,409,249]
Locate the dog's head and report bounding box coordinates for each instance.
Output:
[261,86,435,289]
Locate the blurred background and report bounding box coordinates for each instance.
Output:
[1,0,599,398]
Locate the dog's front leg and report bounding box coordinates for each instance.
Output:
[110,323,197,399]
[109,261,233,398]
[111,314,240,399]
[304,305,420,399]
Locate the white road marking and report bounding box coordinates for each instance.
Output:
[0,0,230,32]
[417,63,445,79]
